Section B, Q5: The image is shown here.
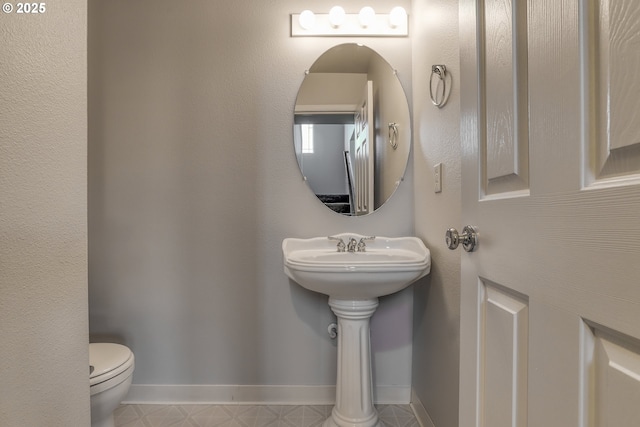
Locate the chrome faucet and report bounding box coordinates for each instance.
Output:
[328,236,346,252]
[357,236,376,252]
[328,235,375,252]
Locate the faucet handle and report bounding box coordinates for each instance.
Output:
[328,235,346,252]
[347,237,358,252]
[357,236,376,252]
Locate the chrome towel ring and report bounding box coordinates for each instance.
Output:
[429,65,447,108]
[388,122,399,150]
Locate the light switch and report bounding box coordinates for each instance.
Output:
[434,163,442,193]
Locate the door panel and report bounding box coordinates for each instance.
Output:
[585,0,640,182]
[479,281,528,427]
[460,1,640,426]
[482,0,529,196]
[583,323,640,426]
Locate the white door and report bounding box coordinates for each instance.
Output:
[459,1,640,426]
[354,80,374,215]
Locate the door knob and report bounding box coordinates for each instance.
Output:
[446,226,478,252]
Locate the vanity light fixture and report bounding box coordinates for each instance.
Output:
[292,6,408,37]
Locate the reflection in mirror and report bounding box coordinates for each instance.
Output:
[294,44,411,216]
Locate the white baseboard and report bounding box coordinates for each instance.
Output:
[124,384,411,406]
[410,389,436,427]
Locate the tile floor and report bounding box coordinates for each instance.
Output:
[114,404,420,427]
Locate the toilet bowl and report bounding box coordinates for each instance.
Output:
[89,343,135,427]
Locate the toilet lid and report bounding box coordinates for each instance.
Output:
[89,343,133,382]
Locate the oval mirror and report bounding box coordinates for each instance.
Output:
[293,43,411,216]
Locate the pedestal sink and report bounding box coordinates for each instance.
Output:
[282,233,431,427]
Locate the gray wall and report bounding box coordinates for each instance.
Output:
[411,0,462,426]
[88,0,415,393]
[0,1,89,425]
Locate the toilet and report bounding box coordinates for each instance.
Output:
[89,343,135,427]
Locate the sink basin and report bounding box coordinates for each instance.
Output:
[283,233,430,300]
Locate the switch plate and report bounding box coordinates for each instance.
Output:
[434,163,442,193]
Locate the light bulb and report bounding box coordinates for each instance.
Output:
[329,6,346,28]
[389,6,407,28]
[359,7,375,28]
[298,10,316,30]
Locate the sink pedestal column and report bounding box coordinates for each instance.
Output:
[324,298,382,427]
